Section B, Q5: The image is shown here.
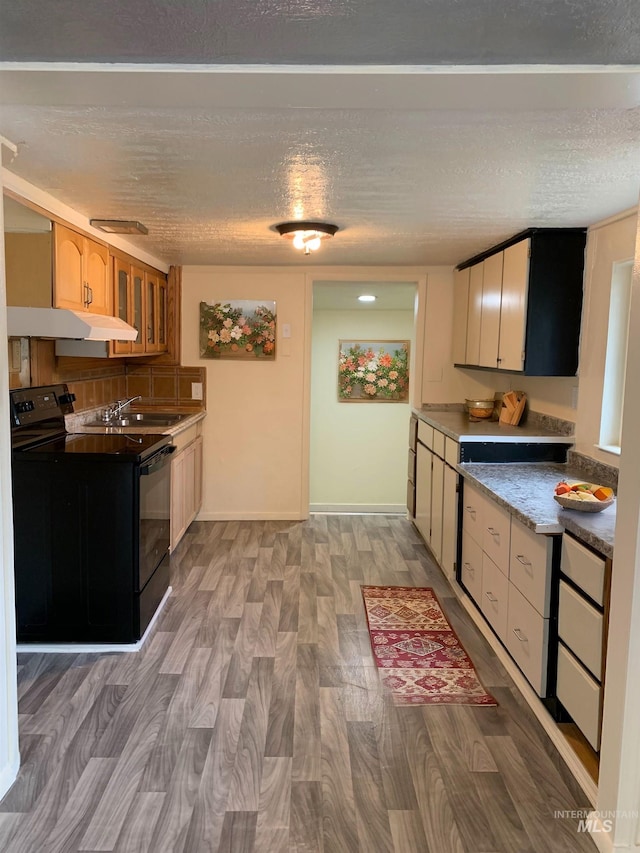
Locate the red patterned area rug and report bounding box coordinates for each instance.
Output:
[362,585,497,706]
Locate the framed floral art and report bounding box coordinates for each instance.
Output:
[199,300,277,359]
[338,340,410,402]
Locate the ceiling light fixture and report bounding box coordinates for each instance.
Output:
[275,221,338,255]
[90,219,148,235]
[358,294,376,302]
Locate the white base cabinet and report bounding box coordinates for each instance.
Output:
[461,480,554,697]
[170,428,203,552]
[413,420,459,580]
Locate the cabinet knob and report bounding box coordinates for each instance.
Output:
[512,628,528,643]
[485,591,498,603]
[487,526,500,540]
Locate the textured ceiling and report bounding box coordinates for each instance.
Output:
[2,0,640,65]
[0,1,639,267]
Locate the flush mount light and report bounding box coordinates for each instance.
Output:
[90,219,148,235]
[358,294,376,302]
[275,221,338,255]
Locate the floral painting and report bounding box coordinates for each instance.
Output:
[199,300,277,359]
[338,340,410,402]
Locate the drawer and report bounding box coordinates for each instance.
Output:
[171,422,201,453]
[444,437,459,467]
[417,420,434,449]
[481,553,509,642]
[506,583,549,696]
[558,581,603,679]
[482,498,511,577]
[432,429,445,460]
[407,481,416,517]
[461,530,483,603]
[557,644,602,751]
[461,482,485,545]
[409,416,418,451]
[561,534,606,606]
[408,448,416,483]
[509,520,553,617]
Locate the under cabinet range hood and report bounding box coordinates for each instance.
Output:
[6,307,138,341]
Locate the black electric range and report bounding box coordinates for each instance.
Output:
[10,383,174,644]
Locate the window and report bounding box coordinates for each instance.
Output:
[599,260,634,454]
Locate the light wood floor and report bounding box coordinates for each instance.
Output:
[0,515,596,852]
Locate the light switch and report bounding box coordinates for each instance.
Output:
[282,323,291,339]
[191,382,203,400]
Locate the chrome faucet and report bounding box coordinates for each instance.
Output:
[100,395,143,422]
[112,395,142,417]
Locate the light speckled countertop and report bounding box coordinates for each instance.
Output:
[459,462,615,558]
[414,408,574,444]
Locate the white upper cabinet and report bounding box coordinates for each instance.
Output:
[452,267,470,365]
[465,262,484,366]
[453,228,586,376]
[479,251,504,368]
[498,240,530,372]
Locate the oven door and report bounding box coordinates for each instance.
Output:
[138,444,175,591]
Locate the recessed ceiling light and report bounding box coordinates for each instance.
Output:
[358,294,376,302]
[90,219,148,235]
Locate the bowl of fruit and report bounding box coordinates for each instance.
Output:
[554,481,615,512]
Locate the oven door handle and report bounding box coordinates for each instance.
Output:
[140,444,176,476]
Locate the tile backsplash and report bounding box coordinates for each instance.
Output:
[125,365,206,409]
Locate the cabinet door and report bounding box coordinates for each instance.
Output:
[193,435,203,516]
[442,463,458,580]
[465,263,483,366]
[414,443,432,543]
[431,454,444,562]
[183,441,197,524]
[479,252,503,368]
[84,238,111,315]
[157,275,169,352]
[498,239,529,371]
[131,266,146,354]
[53,223,85,310]
[145,271,159,353]
[452,267,470,364]
[170,450,186,552]
[112,257,132,355]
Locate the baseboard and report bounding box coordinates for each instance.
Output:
[15,586,172,654]
[0,754,20,802]
[586,814,613,853]
[196,511,307,521]
[309,503,406,514]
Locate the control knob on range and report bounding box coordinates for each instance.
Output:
[16,401,35,414]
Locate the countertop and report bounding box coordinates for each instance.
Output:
[459,462,615,558]
[414,407,574,444]
[66,408,206,438]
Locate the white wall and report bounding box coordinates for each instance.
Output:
[596,208,640,850]
[574,209,638,465]
[0,165,19,800]
[310,308,414,512]
[182,267,310,520]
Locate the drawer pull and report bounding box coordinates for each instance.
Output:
[485,591,498,603]
[516,554,533,574]
[465,506,476,517]
[487,527,500,540]
[512,627,528,643]
[463,562,474,576]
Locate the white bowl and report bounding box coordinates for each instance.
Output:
[554,494,614,513]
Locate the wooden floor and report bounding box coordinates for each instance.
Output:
[0,515,597,852]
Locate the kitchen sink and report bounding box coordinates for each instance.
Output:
[86,412,190,428]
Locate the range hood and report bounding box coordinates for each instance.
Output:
[6,307,138,342]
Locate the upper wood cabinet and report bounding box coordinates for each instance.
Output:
[53,223,111,315]
[110,252,167,357]
[454,228,587,376]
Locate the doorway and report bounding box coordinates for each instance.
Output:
[309,279,417,512]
